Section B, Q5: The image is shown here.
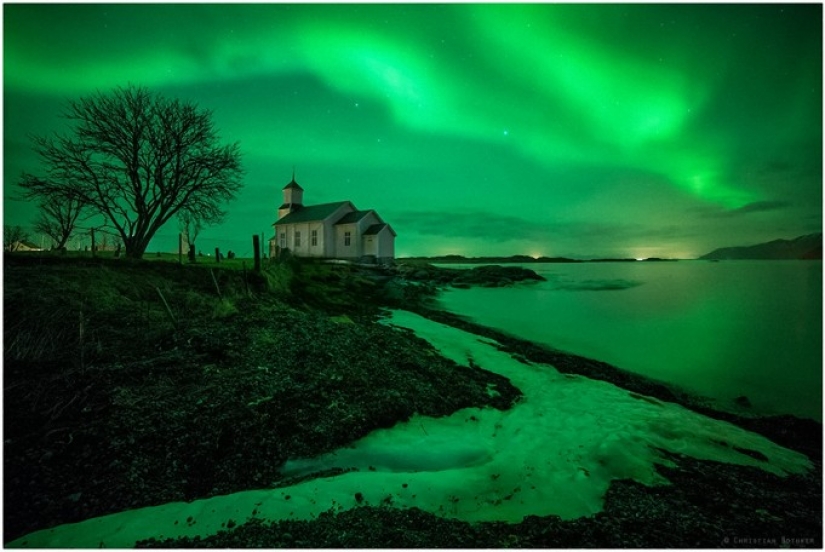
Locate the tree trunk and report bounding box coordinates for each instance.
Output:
[124,236,148,259]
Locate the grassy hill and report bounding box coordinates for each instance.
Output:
[4,253,821,548]
[3,254,519,542]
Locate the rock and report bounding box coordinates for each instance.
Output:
[395,263,543,290]
[732,446,769,462]
[734,395,752,408]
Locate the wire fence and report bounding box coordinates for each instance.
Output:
[5,223,271,261]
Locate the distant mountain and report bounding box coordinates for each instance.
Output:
[699,233,822,260]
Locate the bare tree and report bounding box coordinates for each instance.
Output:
[4,225,30,252]
[30,189,87,250]
[178,203,223,263]
[19,85,243,259]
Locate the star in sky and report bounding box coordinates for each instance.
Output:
[3,3,821,258]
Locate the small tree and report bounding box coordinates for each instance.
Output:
[4,225,30,252]
[178,203,223,263]
[30,189,87,250]
[19,85,243,259]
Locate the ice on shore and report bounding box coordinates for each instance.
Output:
[435,260,823,420]
[7,310,812,548]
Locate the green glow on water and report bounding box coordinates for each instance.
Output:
[438,261,823,420]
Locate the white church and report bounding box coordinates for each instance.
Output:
[269,175,396,263]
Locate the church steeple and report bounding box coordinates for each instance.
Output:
[278,171,304,219]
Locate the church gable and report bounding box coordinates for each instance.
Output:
[364,223,395,236]
[333,210,371,225]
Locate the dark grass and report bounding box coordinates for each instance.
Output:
[4,253,822,547]
[3,254,520,542]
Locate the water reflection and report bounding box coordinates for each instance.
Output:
[437,261,822,420]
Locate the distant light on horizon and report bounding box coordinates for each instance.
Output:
[2,4,820,258]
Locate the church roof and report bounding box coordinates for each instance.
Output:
[283,178,303,191]
[363,223,396,236]
[274,201,351,225]
[334,210,372,225]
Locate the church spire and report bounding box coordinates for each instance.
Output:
[279,170,304,219]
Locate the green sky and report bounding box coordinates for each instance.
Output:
[3,3,822,258]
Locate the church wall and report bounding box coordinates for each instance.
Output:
[324,204,354,258]
[334,223,361,259]
[274,222,328,258]
[296,223,316,257]
[306,222,327,257]
[376,227,395,261]
[363,234,378,257]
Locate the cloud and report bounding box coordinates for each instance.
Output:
[728,200,791,215]
[719,201,791,217]
[697,200,792,219]
[390,210,690,244]
[758,160,793,175]
[391,211,551,243]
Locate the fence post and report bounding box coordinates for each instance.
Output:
[178,233,183,264]
[253,235,261,272]
[90,228,96,258]
[243,261,251,297]
[210,269,223,299]
[215,247,221,263]
[155,287,177,328]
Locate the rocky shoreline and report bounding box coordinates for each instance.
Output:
[4,257,822,548]
[395,262,547,288]
[137,453,821,548]
[387,262,821,463]
[406,306,823,463]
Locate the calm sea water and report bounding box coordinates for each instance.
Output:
[435,261,823,421]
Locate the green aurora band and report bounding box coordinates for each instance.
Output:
[3,4,821,258]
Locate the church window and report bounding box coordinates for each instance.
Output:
[294,231,301,247]
[311,230,318,246]
[344,231,351,246]
[279,233,286,249]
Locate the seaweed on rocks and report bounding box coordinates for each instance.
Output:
[137,454,822,548]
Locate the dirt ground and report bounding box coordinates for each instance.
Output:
[4,256,822,547]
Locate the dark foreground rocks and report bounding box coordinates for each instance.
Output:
[138,454,821,548]
[3,259,521,543]
[5,256,821,548]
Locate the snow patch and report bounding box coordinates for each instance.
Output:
[7,310,812,548]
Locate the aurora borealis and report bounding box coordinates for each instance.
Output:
[3,3,822,258]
